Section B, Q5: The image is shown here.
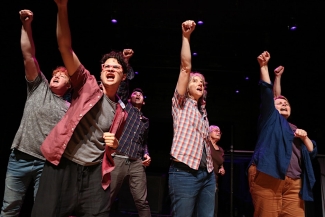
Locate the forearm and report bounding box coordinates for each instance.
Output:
[56,4,80,76]
[302,136,314,152]
[21,24,35,60]
[273,75,282,97]
[260,65,271,84]
[177,36,191,95]
[56,6,72,54]
[180,35,191,70]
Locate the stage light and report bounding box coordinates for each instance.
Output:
[287,17,297,31]
[193,52,198,56]
[235,90,239,93]
[111,19,117,24]
[135,71,139,75]
[245,77,249,80]
[197,21,204,25]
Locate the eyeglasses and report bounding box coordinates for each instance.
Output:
[102,64,122,70]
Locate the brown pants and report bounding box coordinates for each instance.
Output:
[248,165,304,217]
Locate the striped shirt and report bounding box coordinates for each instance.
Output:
[170,90,213,172]
[116,102,149,159]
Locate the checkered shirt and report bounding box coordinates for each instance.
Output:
[170,90,213,172]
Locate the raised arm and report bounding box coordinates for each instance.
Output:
[55,0,81,76]
[273,66,284,98]
[176,20,196,95]
[19,10,40,81]
[117,49,135,103]
[257,51,271,84]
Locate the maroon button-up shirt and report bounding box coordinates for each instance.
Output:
[41,65,104,165]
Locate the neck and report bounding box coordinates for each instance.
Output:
[210,138,219,145]
[103,87,117,102]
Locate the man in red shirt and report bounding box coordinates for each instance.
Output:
[31,0,128,216]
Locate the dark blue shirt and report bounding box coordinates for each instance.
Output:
[249,81,317,201]
[116,102,149,159]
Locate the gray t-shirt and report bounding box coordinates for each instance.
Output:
[11,72,70,160]
[63,94,116,166]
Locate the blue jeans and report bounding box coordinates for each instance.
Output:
[168,161,216,217]
[1,149,45,217]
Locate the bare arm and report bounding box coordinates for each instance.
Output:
[176,20,196,95]
[273,66,284,97]
[295,129,314,152]
[19,10,40,81]
[55,0,81,76]
[257,51,271,84]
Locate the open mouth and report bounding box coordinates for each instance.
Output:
[106,73,115,80]
[280,108,287,111]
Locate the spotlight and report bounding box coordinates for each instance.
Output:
[235,90,239,93]
[197,21,204,25]
[192,52,198,56]
[111,10,118,24]
[287,17,297,31]
[135,71,139,75]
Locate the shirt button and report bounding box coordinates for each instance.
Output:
[80,114,82,117]
[89,104,92,107]
[63,144,66,148]
[72,128,74,131]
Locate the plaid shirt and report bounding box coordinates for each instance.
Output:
[116,102,149,159]
[170,90,213,172]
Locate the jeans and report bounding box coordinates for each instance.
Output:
[1,149,45,217]
[168,161,215,217]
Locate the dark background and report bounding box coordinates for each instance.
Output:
[0,0,324,216]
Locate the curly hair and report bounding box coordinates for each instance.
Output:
[100,51,128,74]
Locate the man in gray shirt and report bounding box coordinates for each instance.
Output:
[0,9,71,217]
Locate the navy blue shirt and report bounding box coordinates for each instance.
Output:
[116,102,149,159]
[249,81,317,201]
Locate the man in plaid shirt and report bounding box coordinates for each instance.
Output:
[109,68,151,216]
[168,20,215,217]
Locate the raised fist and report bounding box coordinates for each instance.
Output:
[19,10,33,24]
[182,20,196,37]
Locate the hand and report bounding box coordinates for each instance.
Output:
[257,51,270,67]
[123,49,134,59]
[218,167,225,176]
[142,154,151,167]
[274,65,284,76]
[103,132,119,149]
[182,20,196,38]
[19,10,33,24]
[54,0,68,7]
[294,129,308,139]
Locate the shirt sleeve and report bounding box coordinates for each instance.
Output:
[172,89,187,109]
